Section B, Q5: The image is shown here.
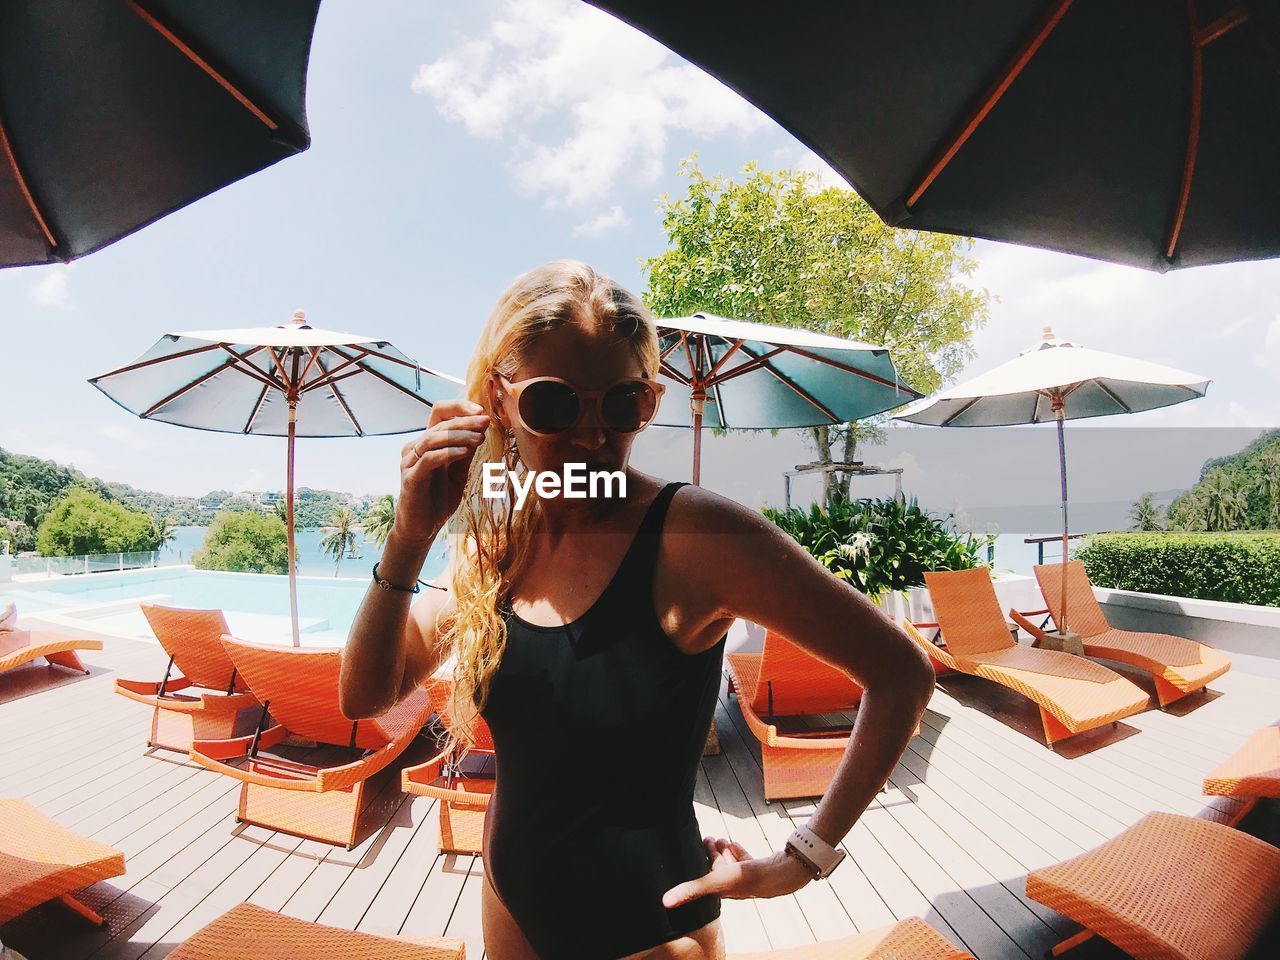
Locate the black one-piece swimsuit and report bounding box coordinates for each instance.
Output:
[480,480,726,959]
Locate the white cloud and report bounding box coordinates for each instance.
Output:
[570,205,630,238]
[410,0,767,207]
[30,266,72,309]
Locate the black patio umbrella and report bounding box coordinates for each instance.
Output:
[0,0,321,269]
[586,0,1280,272]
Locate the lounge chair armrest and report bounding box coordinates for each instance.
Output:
[317,715,425,792]
[401,745,450,791]
[1009,608,1050,641]
[190,723,287,761]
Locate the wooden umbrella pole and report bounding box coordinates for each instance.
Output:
[1055,398,1069,632]
[691,388,705,486]
[286,403,300,647]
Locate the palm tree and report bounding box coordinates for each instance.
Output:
[320,506,359,576]
[1127,492,1164,531]
[1199,469,1248,532]
[151,513,177,554]
[1256,449,1280,529]
[363,494,396,548]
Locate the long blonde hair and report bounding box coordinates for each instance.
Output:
[434,260,660,757]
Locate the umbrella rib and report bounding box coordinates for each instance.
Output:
[732,343,839,421]
[141,354,243,418]
[680,332,702,392]
[219,345,286,392]
[940,395,984,427]
[243,381,271,434]
[299,352,364,395]
[314,354,364,436]
[351,344,453,379]
[91,341,228,381]
[264,347,297,394]
[781,345,921,397]
[906,0,1075,209]
[1166,0,1205,262]
[706,338,745,381]
[657,357,693,388]
[0,114,57,251]
[328,346,437,408]
[1094,380,1132,414]
[706,347,789,387]
[126,0,279,131]
[699,336,729,429]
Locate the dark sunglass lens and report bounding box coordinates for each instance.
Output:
[520,380,579,433]
[602,382,657,433]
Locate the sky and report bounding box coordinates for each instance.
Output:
[0,0,1276,525]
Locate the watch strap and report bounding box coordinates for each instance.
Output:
[786,823,846,879]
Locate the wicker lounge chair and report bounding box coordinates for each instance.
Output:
[167,902,465,959]
[911,569,1148,749]
[724,630,864,801]
[730,917,972,959]
[726,629,862,719]
[1203,722,1280,826]
[0,629,101,677]
[114,604,260,752]
[189,636,434,849]
[1026,811,1280,960]
[1012,561,1231,708]
[401,672,496,855]
[0,798,125,929]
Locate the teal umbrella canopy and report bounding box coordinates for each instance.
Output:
[654,312,919,483]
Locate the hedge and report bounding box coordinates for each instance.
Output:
[1076,532,1280,607]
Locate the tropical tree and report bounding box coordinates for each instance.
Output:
[1127,492,1165,531]
[643,156,990,506]
[1256,448,1280,528]
[1198,469,1249,532]
[192,511,289,574]
[363,494,396,548]
[320,505,360,576]
[151,513,178,552]
[36,489,160,556]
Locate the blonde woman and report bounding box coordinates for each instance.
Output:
[341,260,934,960]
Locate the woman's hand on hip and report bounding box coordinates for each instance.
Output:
[396,398,490,545]
[661,837,814,908]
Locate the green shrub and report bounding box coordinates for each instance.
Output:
[193,511,290,574]
[1076,532,1280,607]
[763,496,989,598]
[35,489,160,556]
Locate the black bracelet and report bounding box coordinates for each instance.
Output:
[372,561,447,593]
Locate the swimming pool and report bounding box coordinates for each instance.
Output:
[3,549,448,648]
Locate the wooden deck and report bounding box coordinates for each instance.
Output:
[1,632,1276,960]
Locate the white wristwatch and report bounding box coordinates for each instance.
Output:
[784,822,846,879]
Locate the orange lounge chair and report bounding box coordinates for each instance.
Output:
[401,672,496,855]
[726,629,863,719]
[725,630,863,801]
[0,629,101,676]
[913,569,1149,749]
[1203,722,1280,826]
[1026,811,1280,960]
[730,917,973,959]
[0,798,125,929]
[167,902,465,959]
[189,636,434,849]
[114,604,261,752]
[1012,561,1231,709]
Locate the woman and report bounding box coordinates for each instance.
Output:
[340,260,934,960]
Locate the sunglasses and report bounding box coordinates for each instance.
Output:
[493,372,665,436]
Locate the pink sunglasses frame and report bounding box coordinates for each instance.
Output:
[492,372,666,436]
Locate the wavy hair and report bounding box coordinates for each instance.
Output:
[433,260,660,758]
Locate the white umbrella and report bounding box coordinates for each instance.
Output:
[897,326,1210,630]
[90,310,463,645]
[654,313,919,484]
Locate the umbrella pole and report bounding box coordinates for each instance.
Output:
[286,404,300,647]
[690,390,705,486]
[1055,400,1069,632]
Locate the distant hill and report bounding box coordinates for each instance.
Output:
[0,446,376,551]
[1167,428,1280,530]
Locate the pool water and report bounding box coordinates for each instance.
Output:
[3,549,448,648]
